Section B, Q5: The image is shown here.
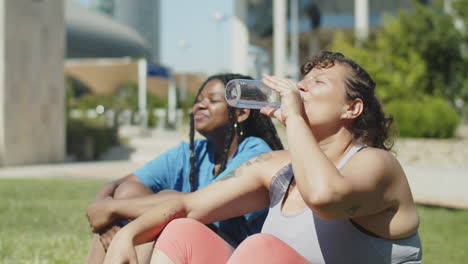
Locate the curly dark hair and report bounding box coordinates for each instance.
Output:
[301,51,394,151]
[188,73,284,191]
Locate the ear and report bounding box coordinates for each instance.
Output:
[234,108,251,123]
[341,98,363,120]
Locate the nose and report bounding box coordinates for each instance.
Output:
[194,98,208,109]
[296,81,307,92]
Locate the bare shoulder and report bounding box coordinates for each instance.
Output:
[355,147,400,167]
[342,147,405,183]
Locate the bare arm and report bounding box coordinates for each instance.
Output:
[104,152,288,259]
[125,153,278,244]
[94,174,141,201]
[87,190,184,232]
[261,74,401,220]
[286,116,397,219]
[87,174,148,232]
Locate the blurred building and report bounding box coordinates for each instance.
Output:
[247,0,425,77]
[66,0,150,59]
[0,1,65,166]
[91,0,114,16]
[248,0,416,36]
[90,0,161,63]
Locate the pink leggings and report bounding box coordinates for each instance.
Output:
[154,218,310,264]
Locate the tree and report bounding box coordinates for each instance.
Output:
[329,31,427,103]
[377,0,467,105]
[327,0,466,138]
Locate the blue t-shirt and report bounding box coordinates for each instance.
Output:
[133,136,272,245]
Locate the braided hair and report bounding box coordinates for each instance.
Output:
[188,73,284,191]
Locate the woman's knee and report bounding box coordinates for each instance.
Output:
[155,219,233,264]
[113,180,153,199]
[157,218,221,245]
[162,218,205,235]
[237,233,281,250]
[229,233,309,264]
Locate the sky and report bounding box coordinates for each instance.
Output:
[74,0,91,6]
[159,0,233,73]
[72,0,234,73]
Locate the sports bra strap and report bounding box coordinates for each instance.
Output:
[336,145,366,169]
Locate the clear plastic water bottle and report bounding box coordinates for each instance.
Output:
[225,79,281,109]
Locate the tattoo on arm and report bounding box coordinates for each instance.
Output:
[220,152,273,181]
[253,153,273,164]
[220,170,239,181]
[345,204,361,216]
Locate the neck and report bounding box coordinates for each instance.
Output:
[315,126,355,165]
[209,134,240,164]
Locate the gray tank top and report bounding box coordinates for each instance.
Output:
[261,145,422,263]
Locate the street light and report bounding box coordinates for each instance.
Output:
[177,39,188,101]
[211,11,226,72]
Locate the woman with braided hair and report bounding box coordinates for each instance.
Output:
[187,73,283,192]
[85,73,283,263]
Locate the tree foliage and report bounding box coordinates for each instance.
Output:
[328,0,467,138]
[378,0,467,103]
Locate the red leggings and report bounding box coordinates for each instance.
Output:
[154,218,310,264]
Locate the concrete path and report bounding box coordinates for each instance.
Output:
[0,160,140,180]
[404,165,468,209]
[0,129,467,209]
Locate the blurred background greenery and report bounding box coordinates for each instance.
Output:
[65,0,468,162]
[329,0,467,138]
[66,76,198,161]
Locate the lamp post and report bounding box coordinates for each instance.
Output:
[211,11,226,72]
[273,0,287,78]
[444,0,467,57]
[290,0,299,81]
[177,39,188,101]
[137,58,148,135]
[354,0,369,46]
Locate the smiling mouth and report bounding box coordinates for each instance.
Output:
[194,112,209,120]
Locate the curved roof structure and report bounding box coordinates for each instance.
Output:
[65,1,151,58]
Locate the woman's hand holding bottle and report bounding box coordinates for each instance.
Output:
[260,74,305,126]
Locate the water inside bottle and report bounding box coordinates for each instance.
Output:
[231,100,280,109]
[225,81,240,107]
[225,79,281,109]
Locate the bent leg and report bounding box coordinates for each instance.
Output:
[86,234,106,264]
[227,233,309,264]
[86,181,153,264]
[135,241,156,264]
[152,218,234,264]
[113,180,154,199]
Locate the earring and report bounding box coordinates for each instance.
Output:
[234,123,244,137]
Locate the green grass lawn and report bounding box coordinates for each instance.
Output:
[1,178,467,264]
[0,178,105,264]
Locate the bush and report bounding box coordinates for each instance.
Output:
[328,31,428,104]
[385,97,460,138]
[66,118,118,160]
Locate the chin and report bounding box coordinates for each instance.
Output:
[194,128,208,137]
